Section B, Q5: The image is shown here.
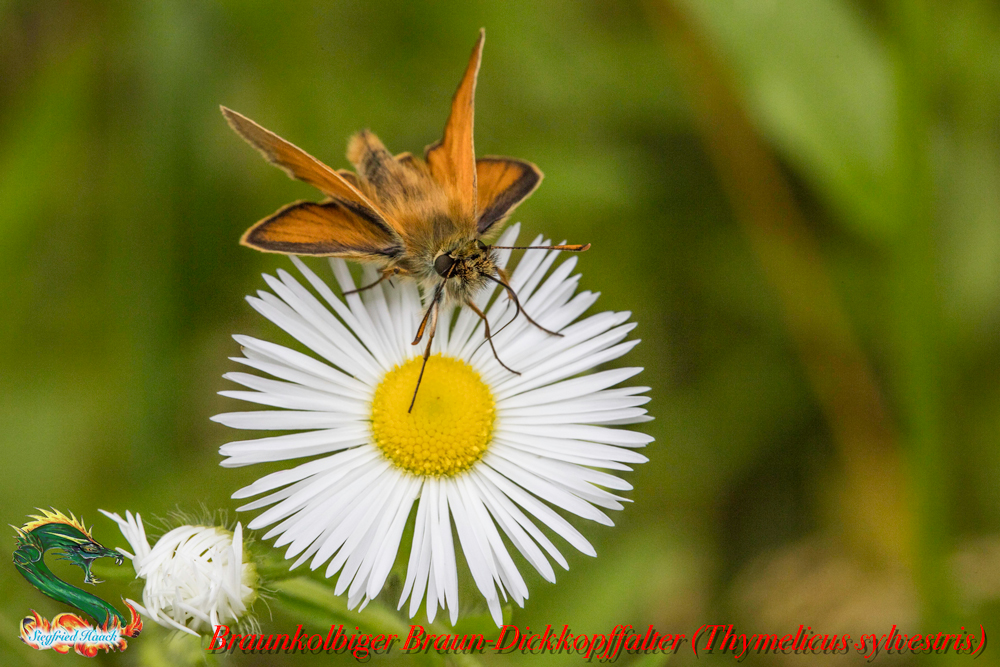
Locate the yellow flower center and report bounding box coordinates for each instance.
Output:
[370,354,495,477]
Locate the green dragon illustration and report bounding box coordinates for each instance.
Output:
[12,509,141,634]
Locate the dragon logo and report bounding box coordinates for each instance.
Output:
[12,509,142,656]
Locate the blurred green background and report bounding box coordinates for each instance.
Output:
[2,0,999,664]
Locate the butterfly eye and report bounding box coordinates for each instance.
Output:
[476,240,488,251]
[434,254,456,277]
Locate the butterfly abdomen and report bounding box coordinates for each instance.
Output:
[348,131,426,207]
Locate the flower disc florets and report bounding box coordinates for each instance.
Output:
[371,355,494,476]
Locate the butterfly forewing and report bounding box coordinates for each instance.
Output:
[221,106,392,224]
[242,199,404,258]
[424,29,484,228]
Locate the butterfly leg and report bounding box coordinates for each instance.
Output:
[489,269,563,337]
[466,299,520,375]
[411,283,444,346]
[344,267,399,295]
[409,284,445,413]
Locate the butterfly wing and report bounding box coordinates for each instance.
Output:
[222,106,405,259]
[424,29,484,228]
[223,108,367,202]
[423,31,544,239]
[241,199,404,259]
[475,157,543,236]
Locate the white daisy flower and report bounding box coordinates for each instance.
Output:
[100,510,258,636]
[213,223,652,627]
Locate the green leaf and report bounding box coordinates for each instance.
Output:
[675,0,898,239]
[271,577,444,667]
[630,651,672,667]
[450,608,505,639]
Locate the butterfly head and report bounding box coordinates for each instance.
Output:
[433,239,498,302]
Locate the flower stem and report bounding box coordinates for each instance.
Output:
[271,577,486,667]
[888,0,952,627]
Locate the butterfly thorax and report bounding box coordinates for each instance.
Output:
[344,134,500,304]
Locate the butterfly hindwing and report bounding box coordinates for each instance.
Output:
[475,157,543,235]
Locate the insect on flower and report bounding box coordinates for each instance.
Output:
[221,29,589,410]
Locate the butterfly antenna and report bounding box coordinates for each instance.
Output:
[489,243,591,252]
[466,299,520,375]
[409,285,445,413]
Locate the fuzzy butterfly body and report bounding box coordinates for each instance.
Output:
[223,29,588,409]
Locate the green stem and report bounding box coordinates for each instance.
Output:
[271,577,486,667]
[654,0,906,565]
[253,552,309,581]
[889,0,950,626]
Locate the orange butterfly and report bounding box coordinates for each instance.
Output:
[222,29,589,409]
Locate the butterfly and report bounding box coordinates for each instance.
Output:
[221,29,589,410]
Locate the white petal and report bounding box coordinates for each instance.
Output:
[468,471,559,579]
[494,430,647,465]
[228,355,365,400]
[212,410,358,431]
[476,465,596,557]
[485,452,613,526]
[367,476,421,598]
[247,292,381,385]
[503,423,653,448]
[271,267,394,373]
[493,340,641,400]
[104,513,253,635]
[220,428,371,466]
[234,335,371,396]
[499,367,645,407]
[457,476,528,601]
[446,480,501,607]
